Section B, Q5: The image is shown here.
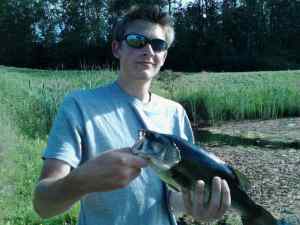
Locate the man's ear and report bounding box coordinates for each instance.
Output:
[112,40,121,59]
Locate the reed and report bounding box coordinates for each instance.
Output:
[168,71,300,125]
[1,67,300,137]
[1,66,300,224]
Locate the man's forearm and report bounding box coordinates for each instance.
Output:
[33,172,86,218]
[33,149,148,218]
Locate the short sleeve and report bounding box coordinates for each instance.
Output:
[183,109,195,144]
[43,94,84,168]
[179,107,195,144]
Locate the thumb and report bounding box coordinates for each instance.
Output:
[119,148,149,168]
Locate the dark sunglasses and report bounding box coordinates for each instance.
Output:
[123,33,168,52]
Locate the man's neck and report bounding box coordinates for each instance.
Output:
[116,77,152,103]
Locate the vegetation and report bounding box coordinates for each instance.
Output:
[0,0,300,71]
[161,70,300,124]
[0,132,79,225]
[0,66,299,224]
[0,75,78,225]
[2,66,299,138]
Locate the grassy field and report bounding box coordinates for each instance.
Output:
[0,66,300,225]
[1,66,300,139]
[160,70,300,124]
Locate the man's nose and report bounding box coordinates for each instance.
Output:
[142,43,155,56]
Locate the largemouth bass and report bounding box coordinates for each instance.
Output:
[131,129,290,225]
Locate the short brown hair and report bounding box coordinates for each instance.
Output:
[112,5,175,48]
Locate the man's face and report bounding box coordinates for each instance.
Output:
[112,20,168,82]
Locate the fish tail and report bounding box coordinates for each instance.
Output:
[241,204,278,225]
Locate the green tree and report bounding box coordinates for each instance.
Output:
[266,0,300,67]
[0,0,41,66]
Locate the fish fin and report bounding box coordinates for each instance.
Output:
[228,165,251,191]
[167,184,180,192]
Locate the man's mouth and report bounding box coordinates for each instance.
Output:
[137,61,154,65]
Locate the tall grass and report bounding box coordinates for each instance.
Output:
[1,67,300,139]
[165,71,300,125]
[0,71,79,225]
[0,67,116,138]
[1,66,300,225]
[0,96,17,223]
[0,133,79,225]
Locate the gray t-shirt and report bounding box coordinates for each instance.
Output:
[43,81,194,225]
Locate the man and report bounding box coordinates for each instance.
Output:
[33,5,231,225]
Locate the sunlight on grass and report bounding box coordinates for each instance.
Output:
[0,66,300,224]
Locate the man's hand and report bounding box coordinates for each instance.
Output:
[182,176,231,221]
[72,148,149,193]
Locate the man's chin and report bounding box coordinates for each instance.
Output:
[138,69,158,80]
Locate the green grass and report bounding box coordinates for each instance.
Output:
[161,70,300,124]
[1,65,300,224]
[0,66,117,138]
[0,76,79,225]
[1,66,300,139]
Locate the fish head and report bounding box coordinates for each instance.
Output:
[132,129,181,170]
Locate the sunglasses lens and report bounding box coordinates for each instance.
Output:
[126,34,146,48]
[150,39,168,52]
[124,34,168,52]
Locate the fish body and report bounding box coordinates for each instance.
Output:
[131,129,285,225]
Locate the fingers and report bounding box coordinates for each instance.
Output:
[182,187,193,213]
[75,148,149,193]
[186,177,231,221]
[124,167,142,181]
[218,179,231,217]
[124,153,149,168]
[192,180,205,217]
[113,148,149,168]
[207,177,222,215]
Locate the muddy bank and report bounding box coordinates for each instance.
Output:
[194,118,300,222]
[196,117,300,147]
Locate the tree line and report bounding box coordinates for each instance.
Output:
[0,0,299,72]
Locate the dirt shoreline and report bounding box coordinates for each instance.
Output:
[193,117,300,222]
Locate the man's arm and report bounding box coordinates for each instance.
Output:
[33,148,149,218]
[33,159,85,218]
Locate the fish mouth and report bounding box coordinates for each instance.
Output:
[131,129,181,170]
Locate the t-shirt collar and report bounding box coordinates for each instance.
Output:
[111,81,154,107]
